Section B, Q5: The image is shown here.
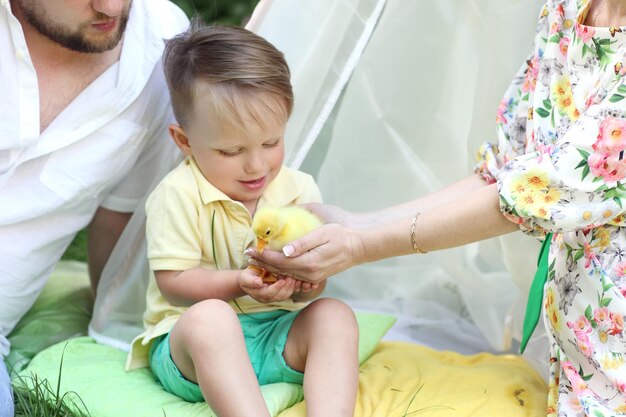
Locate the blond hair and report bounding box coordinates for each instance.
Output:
[163,21,293,131]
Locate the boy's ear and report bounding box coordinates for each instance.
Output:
[169,124,193,157]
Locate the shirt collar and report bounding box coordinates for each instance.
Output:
[188,157,301,209]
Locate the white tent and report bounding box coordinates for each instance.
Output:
[89,0,548,379]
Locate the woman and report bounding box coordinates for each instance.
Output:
[247,0,626,415]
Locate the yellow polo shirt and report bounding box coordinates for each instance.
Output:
[126,157,322,370]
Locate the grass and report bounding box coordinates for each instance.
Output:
[13,375,89,417]
[13,345,90,417]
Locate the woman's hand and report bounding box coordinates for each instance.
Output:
[245,223,366,284]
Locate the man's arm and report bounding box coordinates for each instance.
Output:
[87,207,132,296]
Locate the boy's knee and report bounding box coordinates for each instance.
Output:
[182,299,238,332]
[309,298,357,326]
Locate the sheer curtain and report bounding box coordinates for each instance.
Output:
[90,0,547,375]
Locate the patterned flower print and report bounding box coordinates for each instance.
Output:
[475,0,626,415]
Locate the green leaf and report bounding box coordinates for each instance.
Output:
[585,305,593,321]
[618,84,626,94]
[582,165,591,181]
[536,107,550,118]
[601,297,612,307]
[603,282,615,292]
[582,43,590,57]
[610,94,625,103]
[548,35,561,43]
[211,209,218,270]
[615,197,623,208]
[543,98,552,110]
[577,148,590,159]
[574,250,585,263]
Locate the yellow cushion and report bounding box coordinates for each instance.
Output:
[278,341,547,417]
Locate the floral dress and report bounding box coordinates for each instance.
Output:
[475,0,626,415]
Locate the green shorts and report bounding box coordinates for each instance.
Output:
[149,309,304,402]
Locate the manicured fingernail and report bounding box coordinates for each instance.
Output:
[244,248,254,256]
[283,245,295,257]
[248,259,258,266]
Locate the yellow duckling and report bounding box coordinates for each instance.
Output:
[249,206,322,283]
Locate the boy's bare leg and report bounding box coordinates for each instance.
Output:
[169,299,271,417]
[283,298,359,417]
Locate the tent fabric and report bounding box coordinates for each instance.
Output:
[89,0,548,378]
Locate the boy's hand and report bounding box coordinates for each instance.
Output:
[292,278,319,295]
[291,276,324,302]
[238,267,296,303]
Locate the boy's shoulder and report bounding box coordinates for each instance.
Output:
[148,159,200,203]
[266,166,322,205]
[274,165,318,190]
[158,159,196,187]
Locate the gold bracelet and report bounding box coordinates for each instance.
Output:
[410,212,427,254]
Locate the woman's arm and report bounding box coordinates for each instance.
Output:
[248,181,518,283]
[361,183,518,260]
[304,173,489,229]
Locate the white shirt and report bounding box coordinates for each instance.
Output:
[0,0,188,355]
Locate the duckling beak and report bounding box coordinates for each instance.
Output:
[256,238,268,253]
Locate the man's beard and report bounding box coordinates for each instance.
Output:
[20,2,131,54]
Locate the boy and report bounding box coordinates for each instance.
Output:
[126,23,359,417]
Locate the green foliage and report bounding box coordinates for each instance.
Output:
[61,230,87,263]
[171,0,260,25]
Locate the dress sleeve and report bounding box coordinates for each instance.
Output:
[497,96,626,236]
[474,50,536,185]
[475,3,548,184]
[475,2,626,236]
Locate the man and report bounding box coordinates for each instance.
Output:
[0,0,188,415]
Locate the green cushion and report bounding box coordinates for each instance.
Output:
[11,262,396,417]
[18,312,394,417]
[7,261,93,373]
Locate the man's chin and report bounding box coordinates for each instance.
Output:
[53,26,123,53]
[82,34,123,53]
